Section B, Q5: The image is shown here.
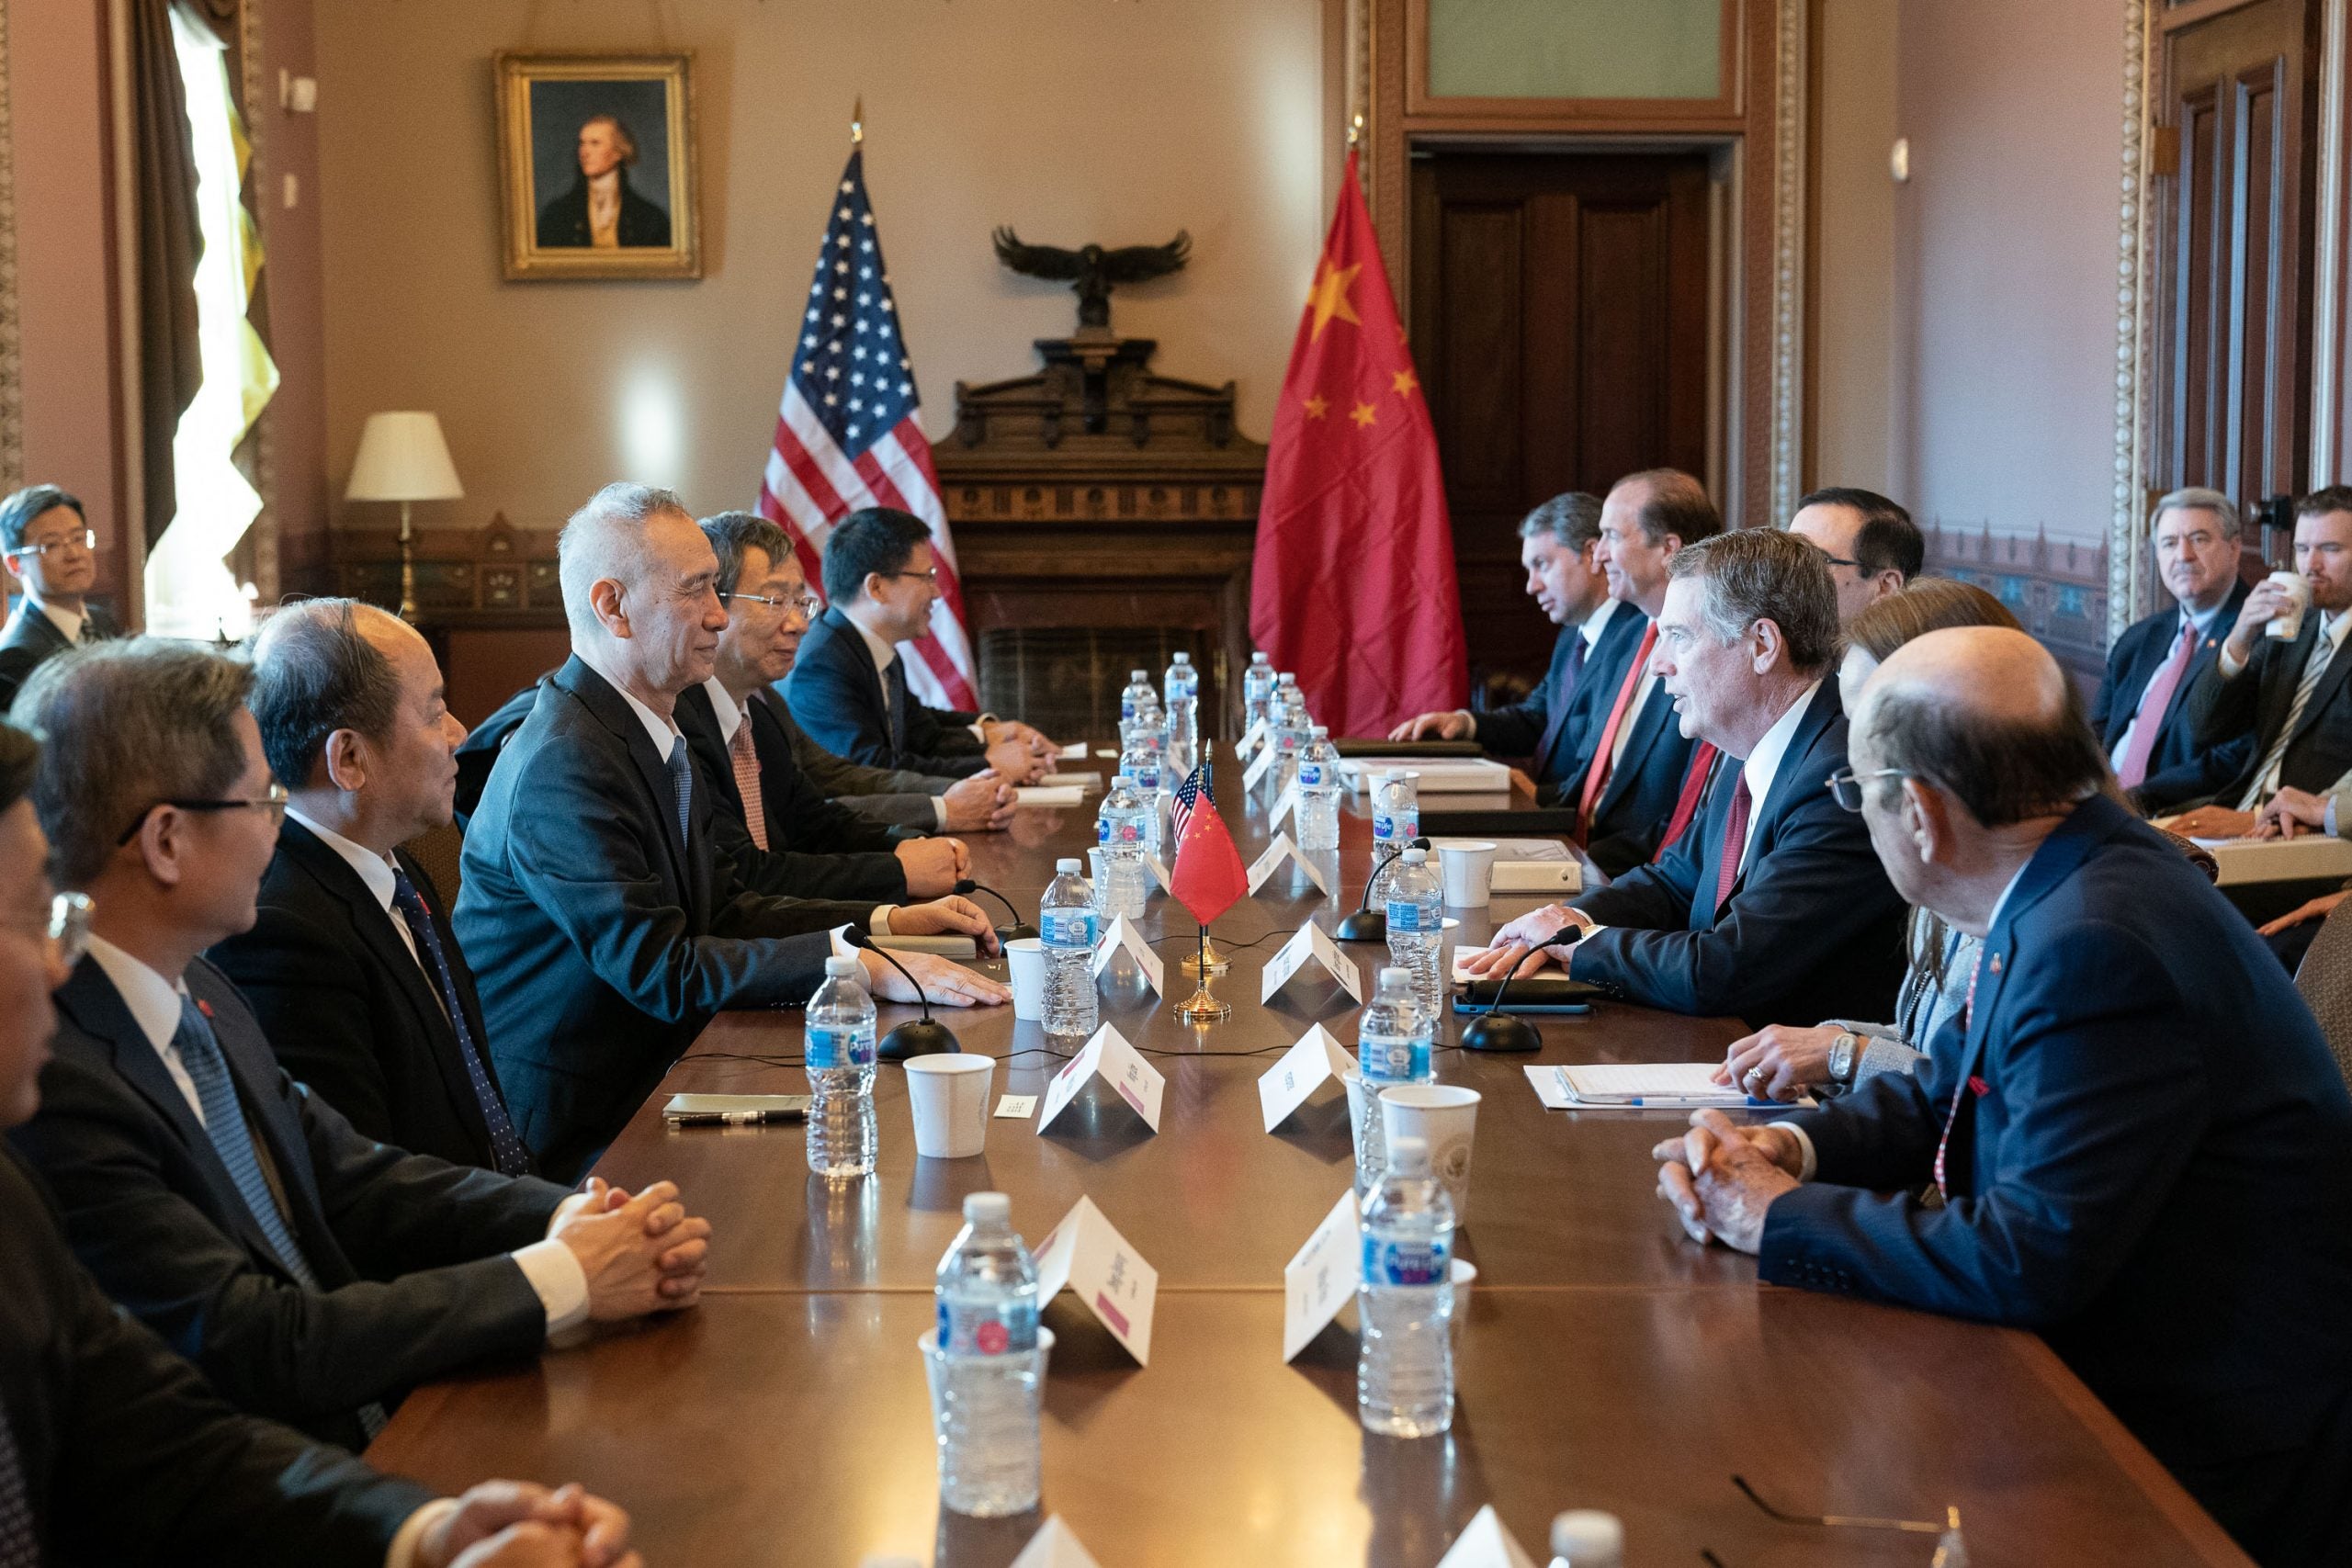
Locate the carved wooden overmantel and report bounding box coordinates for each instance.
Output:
[935,329,1268,739]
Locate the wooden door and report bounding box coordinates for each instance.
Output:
[2154,0,2317,530]
[1410,151,1711,700]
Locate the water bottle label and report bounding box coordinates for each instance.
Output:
[1385,899,1428,932]
[1374,810,1419,841]
[1111,821,1143,845]
[1298,762,1323,787]
[1358,1032,1428,1083]
[1134,765,1160,791]
[1042,909,1099,949]
[938,1298,1040,1357]
[1373,811,1393,841]
[805,1022,876,1070]
[1363,1234,1452,1287]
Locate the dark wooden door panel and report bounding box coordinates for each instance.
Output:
[1411,152,1711,700]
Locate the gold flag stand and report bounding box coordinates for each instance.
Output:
[1173,921,1231,1023]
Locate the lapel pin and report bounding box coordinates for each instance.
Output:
[1988,953,2003,976]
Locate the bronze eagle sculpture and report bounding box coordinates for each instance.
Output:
[991,227,1192,332]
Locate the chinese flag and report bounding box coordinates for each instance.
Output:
[1169,796,1249,926]
[1250,150,1466,737]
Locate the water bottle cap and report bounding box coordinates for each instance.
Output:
[1309,725,1328,738]
[1385,1134,1431,1175]
[963,1191,1012,1225]
[1402,847,1429,863]
[1550,1511,1625,1559]
[1377,965,1411,987]
[1172,651,1191,664]
[1252,651,1269,663]
[1057,858,1082,873]
[1130,669,1149,682]
[1278,671,1296,683]
[823,954,860,978]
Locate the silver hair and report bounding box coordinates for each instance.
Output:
[1518,492,1604,551]
[2151,486,2241,539]
[557,481,692,635]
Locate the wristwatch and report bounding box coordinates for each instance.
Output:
[1826,1031,1860,1087]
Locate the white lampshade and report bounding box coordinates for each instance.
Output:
[345,412,464,503]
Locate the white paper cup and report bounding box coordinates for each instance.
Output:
[1004,937,1047,1021]
[1436,840,1498,908]
[904,1054,995,1158]
[1379,1083,1481,1221]
[919,1327,1055,1517]
[2269,570,2312,640]
[1449,1258,1476,1348]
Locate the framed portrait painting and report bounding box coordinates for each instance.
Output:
[493,51,700,280]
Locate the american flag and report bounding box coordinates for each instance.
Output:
[756,144,978,710]
[1170,758,1213,848]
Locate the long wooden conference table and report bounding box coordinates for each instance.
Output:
[371,769,2255,1567]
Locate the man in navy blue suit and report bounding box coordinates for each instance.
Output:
[2086,487,2255,811]
[1387,491,1643,799]
[1656,626,2352,1568]
[1466,528,1909,1026]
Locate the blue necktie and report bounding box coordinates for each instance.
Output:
[389,867,532,1175]
[0,1405,36,1568]
[668,735,693,845]
[174,997,386,1438]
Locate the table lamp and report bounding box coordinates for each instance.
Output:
[345,412,463,623]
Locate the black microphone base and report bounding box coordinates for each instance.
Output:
[878,1021,961,1061]
[1460,1013,1544,1053]
[999,921,1040,942]
[1334,909,1388,943]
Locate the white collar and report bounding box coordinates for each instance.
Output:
[85,934,187,1055]
[1737,679,1825,808]
[845,608,900,675]
[702,676,748,744]
[286,806,397,915]
[2319,608,2352,654]
[33,596,84,644]
[611,674,684,758]
[1577,595,1623,649]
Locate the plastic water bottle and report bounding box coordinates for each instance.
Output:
[804,954,878,1179]
[1296,725,1341,851]
[1119,669,1156,727]
[1372,770,1420,854]
[933,1191,1043,1517]
[1355,966,1433,1194]
[1272,677,1309,788]
[1548,1512,1625,1568]
[1244,652,1276,728]
[1117,721,1166,854]
[1163,651,1200,773]
[1357,1134,1455,1438]
[1385,846,1445,1016]
[1093,779,1152,920]
[1039,858,1100,1042]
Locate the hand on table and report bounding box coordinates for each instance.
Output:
[2163,805,2257,840]
[1388,710,1474,741]
[422,1483,636,1568]
[1459,904,1589,979]
[2253,786,2330,840]
[1652,1110,1802,1253]
[860,947,1012,1007]
[890,895,1001,954]
[894,836,970,896]
[1713,1024,1841,1102]
[941,770,1018,831]
[984,738,1046,785]
[552,1180,710,1319]
[2258,889,2349,937]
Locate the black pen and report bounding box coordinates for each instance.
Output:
[666,1110,799,1127]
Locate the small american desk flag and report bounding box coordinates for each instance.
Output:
[756,142,978,710]
[1169,756,1247,925]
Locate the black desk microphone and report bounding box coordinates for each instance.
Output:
[849,931,960,1061]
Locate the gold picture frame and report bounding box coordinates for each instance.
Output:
[493,51,700,281]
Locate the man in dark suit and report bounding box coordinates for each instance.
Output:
[1544,469,1722,874]
[0,484,119,712]
[786,506,1056,780]
[1785,485,1922,625]
[2171,486,2352,837]
[456,485,1007,1179]
[1468,529,1908,1027]
[208,599,530,1172]
[678,511,970,904]
[2087,488,2256,811]
[0,717,644,1568]
[1657,626,2352,1567]
[6,639,713,1454]
[1388,491,1643,796]
[535,114,671,249]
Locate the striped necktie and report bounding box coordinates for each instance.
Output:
[388,867,533,1176]
[729,717,771,851]
[2239,622,2340,808]
[0,1404,35,1568]
[667,735,694,845]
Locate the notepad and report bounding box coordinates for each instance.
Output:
[1014,785,1086,807]
[1554,1062,1753,1106]
[1059,741,1089,760]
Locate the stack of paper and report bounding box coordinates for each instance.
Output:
[1529,1062,1755,1109]
[1336,757,1513,794]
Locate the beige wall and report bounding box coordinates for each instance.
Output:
[1809,0,1896,497]
[312,0,1329,532]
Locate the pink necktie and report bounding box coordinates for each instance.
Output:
[729,719,770,852]
[1712,773,1753,917]
[2115,619,2199,791]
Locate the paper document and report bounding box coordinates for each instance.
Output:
[1058,741,1089,761]
[1555,1062,1752,1106]
[1014,785,1086,807]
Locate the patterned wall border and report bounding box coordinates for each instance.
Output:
[0,0,23,496]
[1766,0,1807,527]
[1926,521,2111,687]
[2109,0,2155,640]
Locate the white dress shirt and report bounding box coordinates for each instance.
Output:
[1731,680,1823,882]
[80,936,592,1338]
[285,807,422,970]
[2105,599,2228,768]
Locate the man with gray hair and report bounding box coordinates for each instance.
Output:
[1464,528,1907,1026]
[2087,486,2255,809]
[457,483,1006,1179]
[1387,491,1643,795]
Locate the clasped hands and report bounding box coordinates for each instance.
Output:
[981,719,1061,785]
[549,1177,711,1319]
[422,1480,639,1568]
[1652,1110,1803,1255]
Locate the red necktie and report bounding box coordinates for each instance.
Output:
[1711,773,1752,916]
[1654,742,1721,859]
[1577,623,1657,844]
[2113,619,2199,790]
[729,719,770,852]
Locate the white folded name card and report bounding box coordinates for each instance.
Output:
[1236,716,1270,759]
[1008,1517,1102,1568]
[1269,777,1301,829]
[1246,830,1331,897]
[1282,1186,1362,1362]
[1038,1024,1166,1134]
[1257,1023,1354,1132]
[1435,1505,1541,1568]
[1143,851,1171,892]
[1091,913,1165,995]
[1261,921,1364,1007]
[1034,1193,1159,1365]
[1243,740,1279,791]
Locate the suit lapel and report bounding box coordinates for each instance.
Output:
[2,604,67,658]
[2290,622,2352,746]
[1598,678,1674,818]
[1691,680,1840,921]
[2260,618,2322,739]
[556,657,695,882]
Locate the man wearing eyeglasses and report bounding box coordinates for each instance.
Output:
[4,639,715,1458]
[1463,528,1908,1028]
[787,507,1059,781]
[1783,486,1921,626]
[0,484,119,712]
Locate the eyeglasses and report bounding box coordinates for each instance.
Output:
[114,782,289,845]
[48,892,94,970]
[720,590,822,616]
[1826,765,1911,811]
[877,569,940,587]
[4,528,96,560]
